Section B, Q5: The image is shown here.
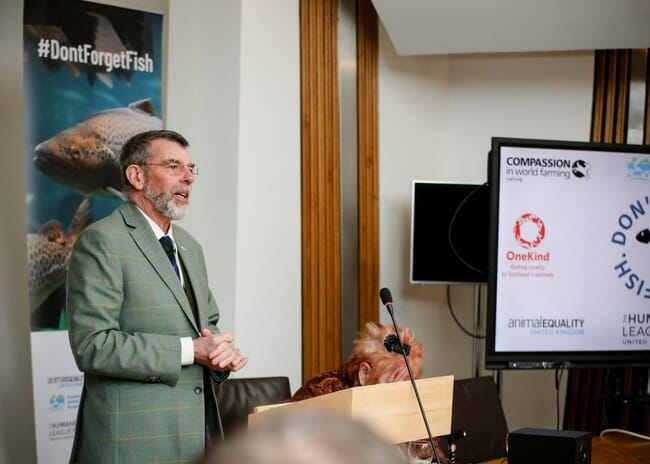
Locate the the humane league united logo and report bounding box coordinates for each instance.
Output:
[611,194,650,345]
[504,154,590,180]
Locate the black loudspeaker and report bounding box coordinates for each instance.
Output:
[508,427,591,464]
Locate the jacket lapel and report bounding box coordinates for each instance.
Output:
[119,203,200,333]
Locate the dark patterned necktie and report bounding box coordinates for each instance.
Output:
[159,236,180,279]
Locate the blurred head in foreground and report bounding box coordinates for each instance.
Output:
[290,321,424,402]
[201,409,406,464]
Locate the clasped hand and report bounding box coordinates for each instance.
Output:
[193,328,248,372]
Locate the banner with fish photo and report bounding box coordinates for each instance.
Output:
[23,0,163,460]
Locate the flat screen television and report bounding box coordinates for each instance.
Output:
[410,181,489,284]
[486,137,650,369]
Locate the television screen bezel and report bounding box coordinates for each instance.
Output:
[410,180,489,285]
[486,136,650,369]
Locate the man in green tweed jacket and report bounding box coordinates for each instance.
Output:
[66,130,248,463]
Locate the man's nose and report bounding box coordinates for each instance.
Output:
[181,167,195,183]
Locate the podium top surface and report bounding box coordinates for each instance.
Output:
[250,375,454,444]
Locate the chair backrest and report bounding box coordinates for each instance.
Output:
[214,376,292,438]
[442,376,509,464]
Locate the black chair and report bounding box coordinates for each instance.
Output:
[441,376,509,464]
[213,376,292,438]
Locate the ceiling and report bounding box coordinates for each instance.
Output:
[371,0,650,56]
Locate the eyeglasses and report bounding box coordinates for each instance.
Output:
[139,161,199,176]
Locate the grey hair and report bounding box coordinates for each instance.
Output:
[119,129,189,192]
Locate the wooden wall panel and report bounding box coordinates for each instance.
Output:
[590,49,630,143]
[356,0,379,329]
[300,0,341,381]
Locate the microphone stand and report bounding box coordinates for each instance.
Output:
[382,290,442,464]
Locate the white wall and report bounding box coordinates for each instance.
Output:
[166,0,241,339]
[167,0,302,390]
[234,0,302,385]
[378,25,594,431]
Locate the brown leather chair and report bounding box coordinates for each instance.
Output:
[214,376,292,438]
[440,376,509,464]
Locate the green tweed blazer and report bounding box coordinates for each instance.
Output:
[66,201,220,463]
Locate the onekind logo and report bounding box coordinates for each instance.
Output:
[514,213,546,249]
[506,213,550,262]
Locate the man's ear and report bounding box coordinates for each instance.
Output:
[358,361,371,386]
[125,164,145,191]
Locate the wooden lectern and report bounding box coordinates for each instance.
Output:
[248,375,454,444]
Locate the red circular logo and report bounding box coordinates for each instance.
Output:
[513,213,545,249]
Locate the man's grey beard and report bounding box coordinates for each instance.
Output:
[143,185,189,220]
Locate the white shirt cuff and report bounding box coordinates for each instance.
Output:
[180,337,194,366]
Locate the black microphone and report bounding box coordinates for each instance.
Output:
[379,288,442,464]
